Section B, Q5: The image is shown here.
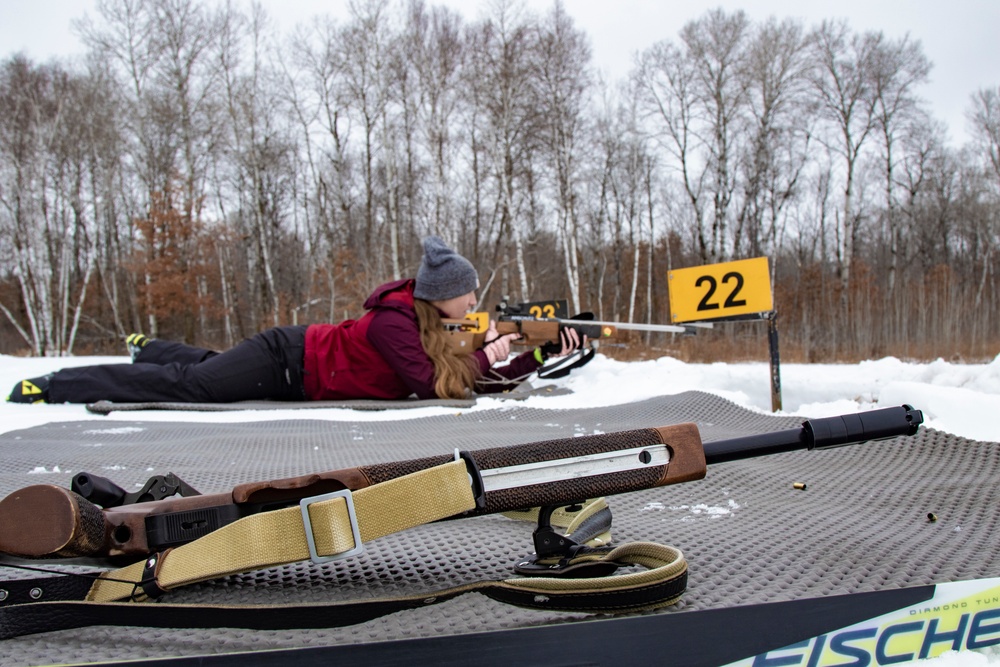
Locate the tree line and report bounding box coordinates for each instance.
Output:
[1,0,998,362]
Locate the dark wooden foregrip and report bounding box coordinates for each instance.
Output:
[361,422,705,515]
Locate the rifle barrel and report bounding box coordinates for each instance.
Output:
[584,319,689,334]
[703,405,922,465]
[523,317,713,334]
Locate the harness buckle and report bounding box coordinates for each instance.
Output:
[299,490,364,564]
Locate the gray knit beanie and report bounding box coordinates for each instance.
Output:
[413,236,479,301]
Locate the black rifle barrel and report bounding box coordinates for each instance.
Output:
[703,404,923,465]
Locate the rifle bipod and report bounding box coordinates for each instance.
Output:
[508,499,624,578]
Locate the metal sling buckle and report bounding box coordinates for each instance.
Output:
[299,489,364,564]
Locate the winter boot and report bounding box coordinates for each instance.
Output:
[126,333,151,362]
[7,374,53,404]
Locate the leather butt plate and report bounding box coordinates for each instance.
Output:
[0,484,108,557]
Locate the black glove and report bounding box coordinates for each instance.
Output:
[538,326,582,361]
[538,340,561,361]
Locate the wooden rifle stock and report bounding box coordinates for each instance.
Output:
[442,316,614,352]
[442,299,696,352]
[0,406,923,561]
[495,319,614,345]
[0,423,700,559]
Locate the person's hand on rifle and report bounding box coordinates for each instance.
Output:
[537,326,586,362]
[482,321,522,365]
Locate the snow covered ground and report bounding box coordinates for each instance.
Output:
[3,351,999,441]
[2,351,999,664]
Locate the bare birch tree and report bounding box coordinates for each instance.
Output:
[535,0,590,313]
[636,40,708,261]
[737,17,812,259]
[966,87,1000,343]
[808,20,883,332]
[870,33,931,345]
[218,2,291,327]
[465,0,539,301]
[0,57,104,355]
[681,8,751,262]
[405,1,465,239]
[338,0,392,273]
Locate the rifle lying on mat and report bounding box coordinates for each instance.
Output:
[0,405,922,638]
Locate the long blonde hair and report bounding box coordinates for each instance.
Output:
[413,298,479,399]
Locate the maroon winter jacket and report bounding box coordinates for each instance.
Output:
[302,279,541,400]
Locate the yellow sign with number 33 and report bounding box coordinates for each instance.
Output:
[668,257,773,323]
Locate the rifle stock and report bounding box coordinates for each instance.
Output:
[0,406,923,561]
[495,319,614,345]
[442,316,613,351]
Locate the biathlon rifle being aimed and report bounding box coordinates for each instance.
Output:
[442,298,711,353]
[0,405,922,561]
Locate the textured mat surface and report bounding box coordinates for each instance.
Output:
[1,391,997,665]
[84,383,571,413]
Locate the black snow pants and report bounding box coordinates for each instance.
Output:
[47,326,309,404]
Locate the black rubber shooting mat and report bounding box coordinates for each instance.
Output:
[1,390,998,665]
[84,383,571,413]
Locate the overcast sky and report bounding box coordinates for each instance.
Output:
[3,0,998,146]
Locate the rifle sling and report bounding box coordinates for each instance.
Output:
[537,346,596,380]
[87,459,477,602]
[0,460,689,638]
[0,543,687,639]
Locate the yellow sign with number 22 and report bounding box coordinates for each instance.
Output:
[668,257,773,323]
